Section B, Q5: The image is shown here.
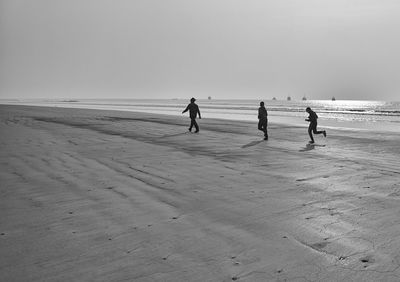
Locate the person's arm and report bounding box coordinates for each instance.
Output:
[182,105,189,114]
[197,106,201,119]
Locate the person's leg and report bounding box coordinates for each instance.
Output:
[308,124,315,143]
[258,120,263,131]
[189,119,194,131]
[263,120,268,139]
[193,119,199,132]
[312,123,326,136]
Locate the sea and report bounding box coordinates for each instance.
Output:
[1,98,399,132]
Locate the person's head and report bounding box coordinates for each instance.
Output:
[260,101,264,107]
[190,97,196,103]
[306,107,311,113]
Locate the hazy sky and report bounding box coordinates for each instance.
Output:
[1,0,400,101]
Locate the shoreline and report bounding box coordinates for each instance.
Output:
[1,104,400,281]
[1,101,399,133]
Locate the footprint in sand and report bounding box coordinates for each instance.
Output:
[360,255,375,266]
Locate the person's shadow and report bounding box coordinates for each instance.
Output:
[161,132,190,138]
[299,143,315,152]
[299,143,325,152]
[241,140,265,149]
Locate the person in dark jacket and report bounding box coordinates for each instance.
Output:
[182,98,201,133]
[258,101,268,140]
[305,107,326,143]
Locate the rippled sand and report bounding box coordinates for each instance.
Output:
[1,105,400,281]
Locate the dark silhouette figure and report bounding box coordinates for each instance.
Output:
[182,98,201,133]
[305,107,326,143]
[258,101,268,140]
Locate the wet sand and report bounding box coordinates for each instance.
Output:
[1,104,400,281]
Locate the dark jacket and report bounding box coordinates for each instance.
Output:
[307,110,318,123]
[258,106,268,120]
[183,103,201,119]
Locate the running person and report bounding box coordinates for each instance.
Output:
[182,97,201,133]
[305,107,326,143]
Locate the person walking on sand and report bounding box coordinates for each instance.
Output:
[305,107,326,144]
[258,101,268,140]
[182,97,201,133]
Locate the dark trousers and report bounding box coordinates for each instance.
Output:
[258,118,268,137]
[308,122,324,141]
[189,118,199,132]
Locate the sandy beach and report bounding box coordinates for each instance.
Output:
[1,104,400,281]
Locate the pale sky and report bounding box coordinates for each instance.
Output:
[1,0,399,101]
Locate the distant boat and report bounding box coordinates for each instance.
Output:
[287,96,291,101]
[302,96,307,101]
[331,96,336,101]
[272,97,277,100]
